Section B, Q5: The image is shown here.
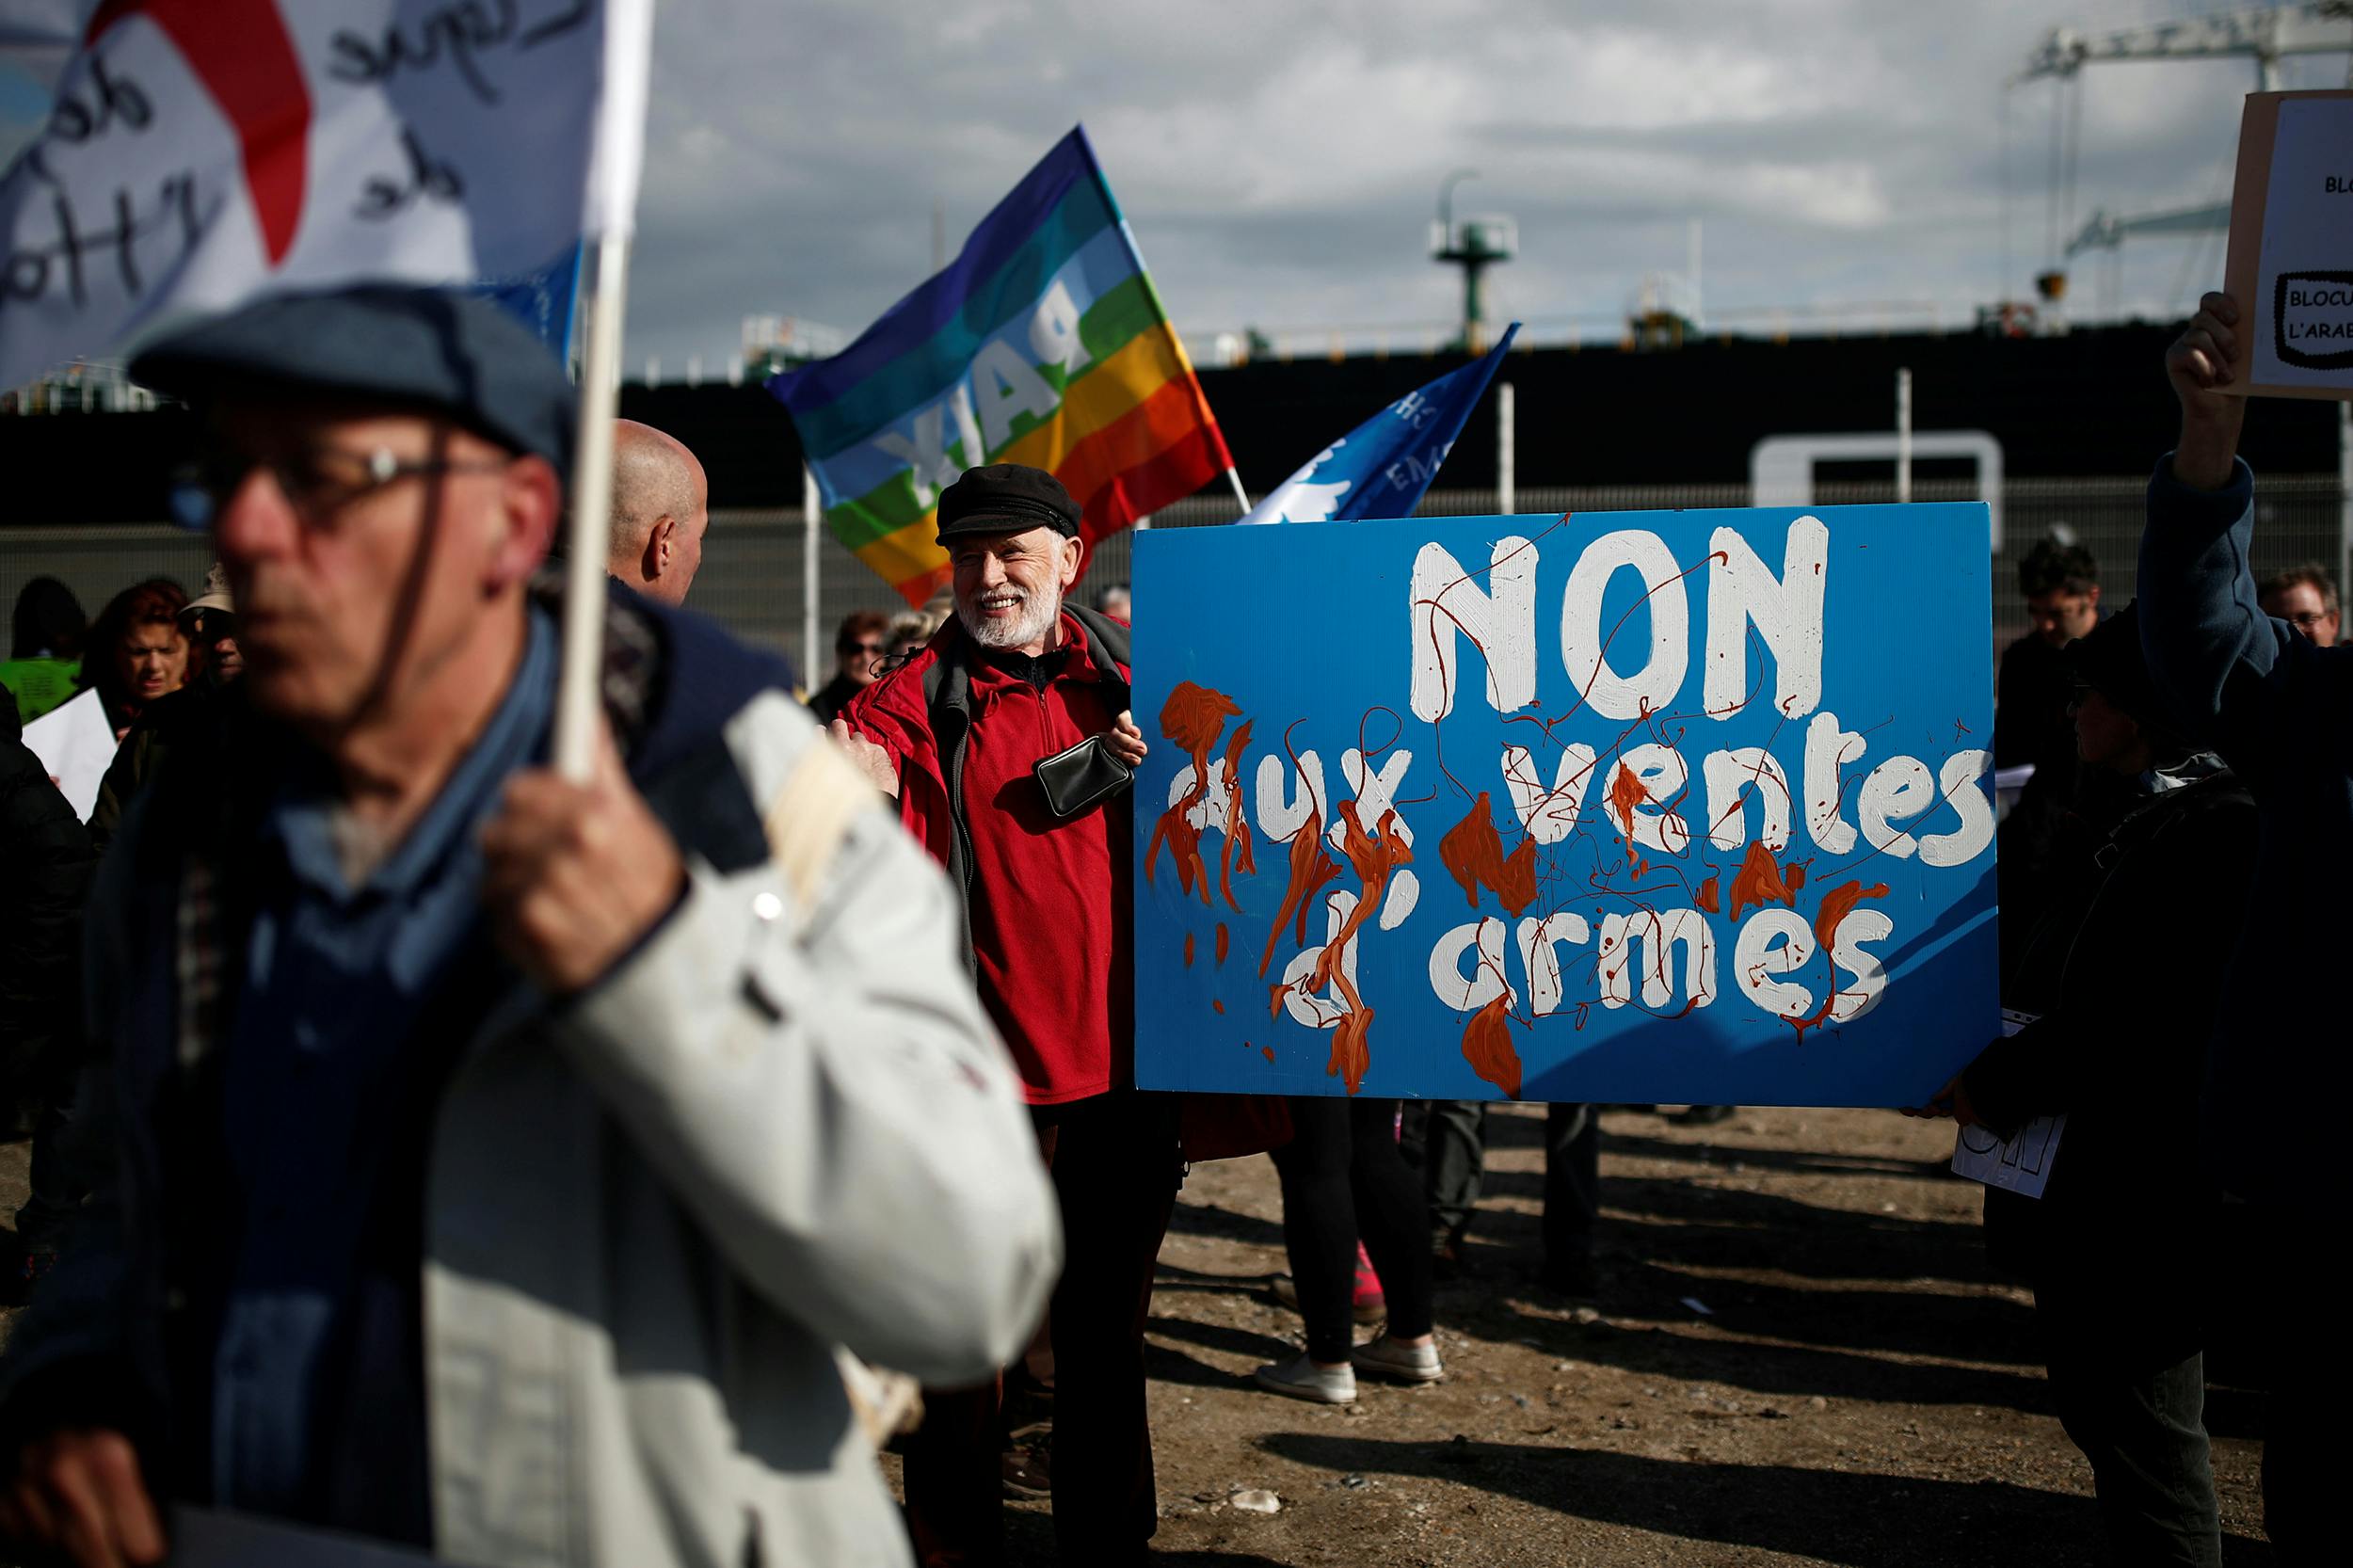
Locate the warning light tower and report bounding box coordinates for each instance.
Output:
[1432,169,1515,354]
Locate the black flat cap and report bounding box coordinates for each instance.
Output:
[936,463,1081,544]
[132,284,577,481]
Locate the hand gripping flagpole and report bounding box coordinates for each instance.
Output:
[552,0,655,783]
[553,230,633,782]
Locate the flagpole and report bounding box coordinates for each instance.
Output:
[1225,465,1250,517]
[802,464,822,693]
[553,229,632,782]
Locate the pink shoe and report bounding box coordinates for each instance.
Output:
[1352,1242,1386,1321]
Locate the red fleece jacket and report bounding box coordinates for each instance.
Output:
[840,615,1132,1104]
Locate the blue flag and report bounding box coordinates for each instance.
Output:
[1240,322,1519,525]
[473,243,585,360]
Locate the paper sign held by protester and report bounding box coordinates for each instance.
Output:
[1950,1010,2064,1199]
[20,686,114,821]
[1130,504,1999,1108]
[2222,88,2353,402]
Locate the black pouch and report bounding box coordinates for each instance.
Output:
[1033,733,1133,818]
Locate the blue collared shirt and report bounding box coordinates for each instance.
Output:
[211,607,556,1541]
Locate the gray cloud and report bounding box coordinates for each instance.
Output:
[622,1,2343,372]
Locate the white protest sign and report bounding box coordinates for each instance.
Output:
[20,685,115,822]
[2222,88,2353,402]
[1949,1010,2064,1199]
[0,0,651,393]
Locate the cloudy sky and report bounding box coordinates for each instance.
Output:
[623,0,2345,375]
[1,1,2338,375]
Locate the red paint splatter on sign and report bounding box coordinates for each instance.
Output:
[1261,808,1341,977]
[1460,992,1523,1098]
[1436,793,1539,916]
[1727,840,1797,921]
[1608,762,1651,838]
[1144,680,1242,904]
[1811,879,1889,951]
[1217,720,1258,911]
[1328,1006,1374,1094]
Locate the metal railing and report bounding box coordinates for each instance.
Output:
[8,475,2345,681]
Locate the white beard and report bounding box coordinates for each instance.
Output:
[958,581,1064,650]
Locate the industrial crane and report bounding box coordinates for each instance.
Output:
[2014,2,2353,93]
[2005,4,2353,316]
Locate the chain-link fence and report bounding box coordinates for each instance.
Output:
[7,475,2345,678]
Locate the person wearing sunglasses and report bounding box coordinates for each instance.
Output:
[808,608,893,723]
[0,286,1055,1568]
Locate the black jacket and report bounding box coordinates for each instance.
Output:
[0,683,98,1113]
[1966,768,2254,1259]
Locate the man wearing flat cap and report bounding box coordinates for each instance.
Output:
[830,464,1166,1567]
[0,287,1058,1568]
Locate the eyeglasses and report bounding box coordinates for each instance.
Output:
[171,442,512,532]
[2284,610,2335,629]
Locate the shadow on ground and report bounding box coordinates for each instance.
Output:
[1256,1432,2271,1568]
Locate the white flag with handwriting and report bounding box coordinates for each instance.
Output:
[0,0,650,392]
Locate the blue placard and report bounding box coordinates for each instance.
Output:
[1131,504,1997,1108]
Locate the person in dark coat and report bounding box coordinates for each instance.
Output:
[0,680,99,1286]
[2136,289,2347,1560]
[1993,538,2105,962]
[1936,602,2254,1567]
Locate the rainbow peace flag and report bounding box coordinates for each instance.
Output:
[770,127,1234,606]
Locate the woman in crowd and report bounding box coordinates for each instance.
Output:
[82,579,193,741]
[1255,1098,1442,1404]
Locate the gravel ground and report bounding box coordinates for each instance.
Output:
[941,1103,2268,1566]
[1,1105,2270,1565]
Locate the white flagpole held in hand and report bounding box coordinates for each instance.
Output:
[1225,465,1250,516]
[553,232,632,781]
[552,0,655,782]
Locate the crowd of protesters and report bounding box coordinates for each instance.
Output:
[0,280,2333,1568]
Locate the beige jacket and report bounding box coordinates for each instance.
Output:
[3,689,1061,1568]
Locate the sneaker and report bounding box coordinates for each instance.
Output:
[1252,1353,1357,1404]
[1350,1335,1444,1384]
[1269,1272,1387,1325]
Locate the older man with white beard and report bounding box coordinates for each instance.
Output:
[828,464,1169,1568]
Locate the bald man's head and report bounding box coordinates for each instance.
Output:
[607,419,710,606]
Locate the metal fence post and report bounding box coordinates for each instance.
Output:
[1497,381,1516,515]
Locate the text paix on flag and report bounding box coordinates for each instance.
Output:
[769,126,1234,607]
